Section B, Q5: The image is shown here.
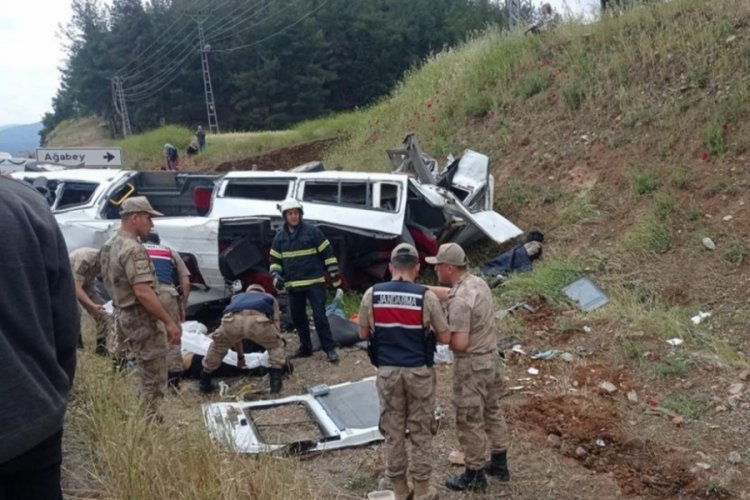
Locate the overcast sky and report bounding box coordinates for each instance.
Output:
[0,0,599,127]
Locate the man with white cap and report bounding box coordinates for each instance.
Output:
[100,196,182,417]
[359,243,450,500]
[426,243,511,492]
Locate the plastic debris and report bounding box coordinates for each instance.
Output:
[511,344,526,355]
[528,367,540,375]
[583,325,592,333]
[596,439,606,447]
[690,311,712,325]
[666,338,684,346]
[563,277,609,312]
[561,352,575,363]
[531,350,562,360]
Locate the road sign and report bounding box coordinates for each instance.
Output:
[36,147,123,167]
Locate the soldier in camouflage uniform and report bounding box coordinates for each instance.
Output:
[200,283,288,394]
[141,232,191,388]
[427,243,511,492]
[69,247,110,355]
[359,244,450,500]
[100,197,182,416]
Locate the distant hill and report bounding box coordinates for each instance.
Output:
[0,122,42,156]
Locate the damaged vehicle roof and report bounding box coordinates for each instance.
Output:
[10,139,522,303]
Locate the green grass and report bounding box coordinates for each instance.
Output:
[724,240,746,265]
[630,168,660,195]
[623,215,672,253]
[498,259,583,306]
[662,395,712,419]
[559,195,600,225]
[44,116,112,148]
[652,357,688,377]
[561,82,586,111]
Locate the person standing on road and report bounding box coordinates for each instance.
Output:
[426,243,511,492]
[141,232,191,389]
[199,283,289,394]
[100,196,182,417]
[359,243,450,500]
[270,198,341,362]
[69,247,110,355]
[0,176,79,499]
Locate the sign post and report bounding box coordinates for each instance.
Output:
[36,147,123,167]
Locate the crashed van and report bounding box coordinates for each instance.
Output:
[11,143,522,308]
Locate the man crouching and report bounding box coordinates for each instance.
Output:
[199,284,288,394]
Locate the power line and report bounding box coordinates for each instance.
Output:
[212,0,332,54]
[201,0,268,36]
[119,26,198,83]
[114,0,202,76]
[208,0,306,45]
[205,0,279,42]
[122,42,198,96]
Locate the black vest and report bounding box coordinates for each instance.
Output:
[370,280,434,367]
[223,291,275,318]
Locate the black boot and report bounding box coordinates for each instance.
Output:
[445,468,487,492]
[167,372,182,390]
[484,450,510,481]
[282,360,294,376]
[199,370,216,394]
[269,368,283,394]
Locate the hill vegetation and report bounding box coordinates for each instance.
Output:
[42,0,510,142]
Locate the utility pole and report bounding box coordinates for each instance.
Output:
[197,21,220,134]
[111,76,132,137]
[506,0,532,28]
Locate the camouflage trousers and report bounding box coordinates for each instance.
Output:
[453,352,509,469]
[377,365,436,482]
[117,305,169,413]
[156,284,184,374]
[202,311,285,372]
[80,288,110,347]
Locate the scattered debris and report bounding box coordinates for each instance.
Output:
[723,215,733,221]
[562,277,609,312]
[561,352,575,363]
[672,416,685,426]
[695,462,711,470]
[646,406,681,418]
[448,450,466,465]
[512,345,527,355]
[690,311,712,325]
[599,381,617,394]
[575,346,593,357]
[575,446,587,457]
[627,390,639,404]
[728,383,744,395]
[666,338,684,346]
[528,367,540,375]
[367,490,395,500]
[596,438,606,447]
[728,451,742,464]
[701,237,716,250]
[583,325,592,333]
[531,350,562,360]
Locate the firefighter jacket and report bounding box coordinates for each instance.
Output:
[269,221,338,290]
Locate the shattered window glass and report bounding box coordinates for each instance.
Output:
[56,182,98,209]
[378,182,399,212]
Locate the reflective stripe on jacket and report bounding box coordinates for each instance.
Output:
[269,221,337,289]
[372,280,429,367]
